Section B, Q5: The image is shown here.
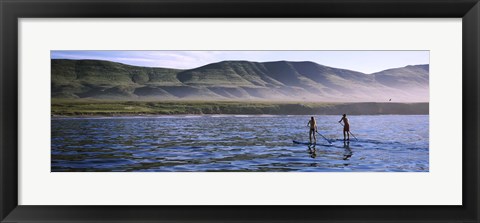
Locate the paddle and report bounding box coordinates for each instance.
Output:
[339,123,358,141]
[315,130,333,144]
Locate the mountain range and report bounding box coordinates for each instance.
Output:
[51,59,429,102]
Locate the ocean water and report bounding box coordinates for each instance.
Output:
[51,115,429,172]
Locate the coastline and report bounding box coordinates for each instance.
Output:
[51,101,429,117]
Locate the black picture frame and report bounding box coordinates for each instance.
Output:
[1,0,479,222]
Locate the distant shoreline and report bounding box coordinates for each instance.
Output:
[51,101,429,116]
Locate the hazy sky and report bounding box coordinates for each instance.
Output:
[51,50,429,74]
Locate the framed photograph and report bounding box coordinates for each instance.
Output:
[1,0,478,222]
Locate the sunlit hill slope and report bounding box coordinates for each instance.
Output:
[52,59,429,102]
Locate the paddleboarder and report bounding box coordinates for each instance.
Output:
[307,116,317,144]
[338,114,350,141]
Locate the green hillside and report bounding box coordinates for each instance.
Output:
[51,59,429,102]
[51,59,182,99]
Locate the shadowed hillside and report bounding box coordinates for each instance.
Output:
[52,59,429,102]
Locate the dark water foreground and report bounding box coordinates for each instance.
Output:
[51,115,429,172]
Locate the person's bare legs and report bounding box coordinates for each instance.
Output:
[313,132,317,144]
[309,130,313,143]
[347,131,350,141]
[343,130,346,141]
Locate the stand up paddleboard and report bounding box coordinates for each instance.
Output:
[293,140,331,146]
[292,140,315,145]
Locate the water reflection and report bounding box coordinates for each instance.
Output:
[308,144,317,158]
[343,141,352,160]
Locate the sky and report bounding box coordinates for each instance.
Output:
[51,50,429,74]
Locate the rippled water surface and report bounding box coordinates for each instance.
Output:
[51,115,429,172]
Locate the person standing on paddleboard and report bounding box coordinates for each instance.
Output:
[339,114,350,141]
[307,117,318,144]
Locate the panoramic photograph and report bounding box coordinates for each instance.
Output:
[51,50,429,172]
